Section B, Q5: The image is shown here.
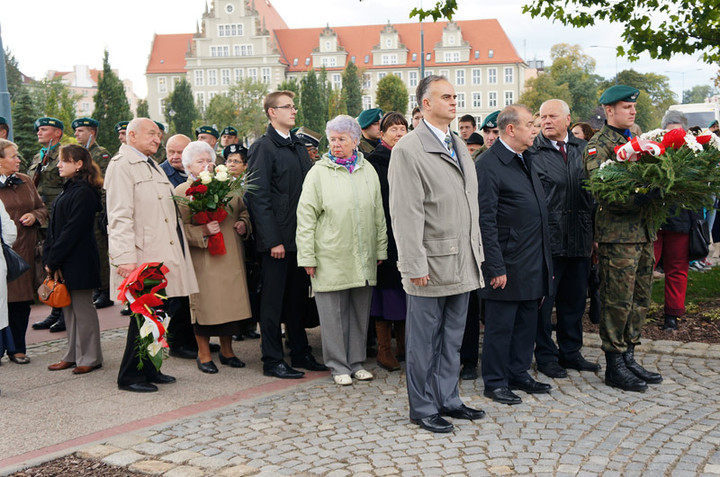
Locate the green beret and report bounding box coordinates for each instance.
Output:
[599,85,640,105]
[0,117,7,126]
[467,132,484,146]
[196,125,219,139]
[481,111,500,130]
[154,121,166,132]
[223,143,248,160]
[72,117,99,130]
[115,121,129,133]
[221,126,238,137]
[296,126,321,148]
[34,117,64,132]
[357,108,383,129]
[709,119,719,128]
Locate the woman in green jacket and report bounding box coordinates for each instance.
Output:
[296,115,388,386]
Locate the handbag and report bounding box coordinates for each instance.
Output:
[689,218,711,261]
[0,214,30,282]
[37,270,71,308]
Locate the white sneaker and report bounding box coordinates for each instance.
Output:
[333,374,352,386]
[352,369,374,381]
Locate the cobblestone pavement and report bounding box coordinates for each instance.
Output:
[70,338,720,477]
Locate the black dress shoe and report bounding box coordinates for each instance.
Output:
[120,304,133,316]
[410,414,454,433]
[209,343,221,353]
[49,319,66,333]
[244,330,261,339]
[559,356,601,372]
[148,372,176,384]
[219,354,246,368]
[509,377,552,394]
[197,358,219,374]
[441,404,486,420]
[460,365,478,381]
[169,346,197,359]
[483,387,522,405]
[32,313,59,330]
[537,361,568,379]
[232,334,244,341]
[263,361,304,379]
[119,382,158,393]
[291,354,328,371]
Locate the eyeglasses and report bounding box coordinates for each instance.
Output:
[226,159,244,165]
[272,104,298,111]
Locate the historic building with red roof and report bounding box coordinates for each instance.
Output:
[146,0,527,127]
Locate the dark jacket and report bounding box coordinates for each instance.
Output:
[160,160,187,188]
[476,140,553,301]
[661,206,700,234]
[246,124,312,252]
[366,143,401,289]
[529,132,593,258]
[43,178,102,291]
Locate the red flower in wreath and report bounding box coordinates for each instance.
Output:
[661,128,687,149]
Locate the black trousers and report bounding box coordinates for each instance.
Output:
[117,315,164,385]
[166,296,195,350]
[482,299,538,389]
[7,300,31,354]
[459,290,481,367]
[535,257,590,366]
[259,251,311,366]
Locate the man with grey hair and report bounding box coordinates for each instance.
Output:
[476,104,553,405]
[662,110,688,130]
[389,75,485,433]
[530,99,599,380]
[160,134,192,188]
[106,118,198,392]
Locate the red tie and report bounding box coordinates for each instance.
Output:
[557,141,567,163]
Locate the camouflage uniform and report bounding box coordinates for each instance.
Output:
[584,124,655,354]
[358,136,378,156]
[27,145,64,213]
[471,145,487,161]
[216,152,225,166]
[88,142,111,173]
[89,142,112,292]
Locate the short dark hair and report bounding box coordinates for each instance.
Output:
[411,106,422,117]
[263,90,295,118]
[459,114,476,128]
[0,123,8,136]
[415,75,447,108]
[379,112,408,132]
[497,104,532,132]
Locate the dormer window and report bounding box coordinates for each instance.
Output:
[474,50,479,59]
[305,58,310,66]
[364,55,370,64]
[426,53,431,61]
[449,35,455,45]
[351,55,356,63]
[412,53,417,62]
[325,41,331,50]
[386,39,392,47]
[293,58,298,66]
[488,49,494,58]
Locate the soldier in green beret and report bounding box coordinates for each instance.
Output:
[357,108,383,155]
[471,110,500,159]
[220,126,239,148]
[72,118,111,173]
[196,125,225,165]
[583,84,662,393]
[115,121,129,145]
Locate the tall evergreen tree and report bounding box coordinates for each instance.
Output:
[165,77,198,137]
[376,75,408,114]
[204,93,237,131]
[228,78,268,142]
[301,70,325,133]
[135,99,150,118]
[11,89,39,165]
[278,77,304,126]
[328,89,347,118]
[341,61,363,117]
[317,68,330,124]
[4,48,24,104]
[32,77,79,143]
[93,50,132,154]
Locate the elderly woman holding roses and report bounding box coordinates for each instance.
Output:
[175,141,253,374]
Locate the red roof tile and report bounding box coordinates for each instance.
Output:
[146,33,194,74]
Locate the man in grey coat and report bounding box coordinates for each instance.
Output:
[388,75,485,433]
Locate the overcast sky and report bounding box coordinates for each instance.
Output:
[2,0,715,100]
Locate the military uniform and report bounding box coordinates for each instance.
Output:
[88,142,111,173]
[358,136,378,156]
[28,145,63,212]
[89,142,112,297]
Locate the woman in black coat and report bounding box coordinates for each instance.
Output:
[366,112,408,372]
[44,145,103,375]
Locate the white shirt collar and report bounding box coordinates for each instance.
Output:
[423,119,450,145]
[498,137,522,156]
[549,133,570,150]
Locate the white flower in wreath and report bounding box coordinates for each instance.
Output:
[139,320,154,338]
[598,159,614,170]
[147,340,163,356]
[683,134,704,153]
[199,170,212,184]
[640,128,666,142]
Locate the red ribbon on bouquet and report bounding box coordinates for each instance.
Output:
[193,208,229,255]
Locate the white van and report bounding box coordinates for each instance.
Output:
[667,103,720,129]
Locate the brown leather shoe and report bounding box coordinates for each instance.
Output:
[48,361,75,371]
[72,364,102,375]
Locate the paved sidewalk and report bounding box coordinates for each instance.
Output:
[3,305,720,476]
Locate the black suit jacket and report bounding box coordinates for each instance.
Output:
[476,140,552,301]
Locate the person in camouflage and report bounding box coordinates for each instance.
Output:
[357,108,383,156]
[583,85,662,393]
[28,117,66,332]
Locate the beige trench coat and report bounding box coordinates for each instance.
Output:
[175,181,252,326]
[105,144,198,298]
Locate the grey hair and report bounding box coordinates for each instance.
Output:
[540,99,570,116]
[662,110,688,130]
[126,117,156,134]
[181,140,216,173]
[498,104,533,132]
[326,115,362,143]
[416,75,448,107]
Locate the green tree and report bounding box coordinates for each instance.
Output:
[301,69,326,133]
[228,78,268,141]
[4,48,24,104]
[328,88,347,118]
[136,99,150,118]
[683,85,714,104]
[598,69,676,129]
[376,74,408,114]
[546,44,599,121]
[278,77,304,126]
[165,77,198,137]
[93,50,132,154]
[204,93,237,131]
[341,61,363,117]
[11,89,39,162]
[318,68,331,124]
[32,77,80,143]
[518,74,572,114]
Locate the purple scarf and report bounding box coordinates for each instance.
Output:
[329,151,358,174]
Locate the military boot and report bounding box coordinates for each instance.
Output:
[605,352,647,392]
[661,314,678,331]
[623,344,662,384]
[32,307,61,330]
[49,309,66,333]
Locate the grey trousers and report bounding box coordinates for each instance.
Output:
[62,289,103,367]
[315,286,372,376]
[406,293,469,420]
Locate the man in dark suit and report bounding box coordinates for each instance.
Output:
[476,104,553,405]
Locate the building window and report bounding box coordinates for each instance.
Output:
[393,71,403,80]
[207,69,217,86]
[449,35,455,45]
[456,69,465,86]
[248,68,258,82]
[457,93,465,109]
[81,102,90,112]
[412,53,417,62]
[386,38,392,48]
[363,73,371,89]
[488,68,497,84]
[218,24,243,37]
[409,71,418,87]
[424,69,433,78]
[208,91,217,101]
[261,67,271,84]
[472,92,482,109]
[157,77,167,93]
[504,91,514,106]
[472,68,482,85]
[332,73,342,89]
[362,95,372,110]
[159,99,166,115]
[236,44,253,56]
[195,92,205,109]
[194,70,204,87]
[504,67,514,83]
[321,57,337,67]
[234,68,243,83]
[409,94,417,108]
[381,54,397,65]
[440,69,449,79]
[488,91,497,108]
[378,72,387,81]
[443,51,460,62]
[325,40,331,50]
[221,69,231,85]
[488,49,494,58]
[210,46,229,57]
